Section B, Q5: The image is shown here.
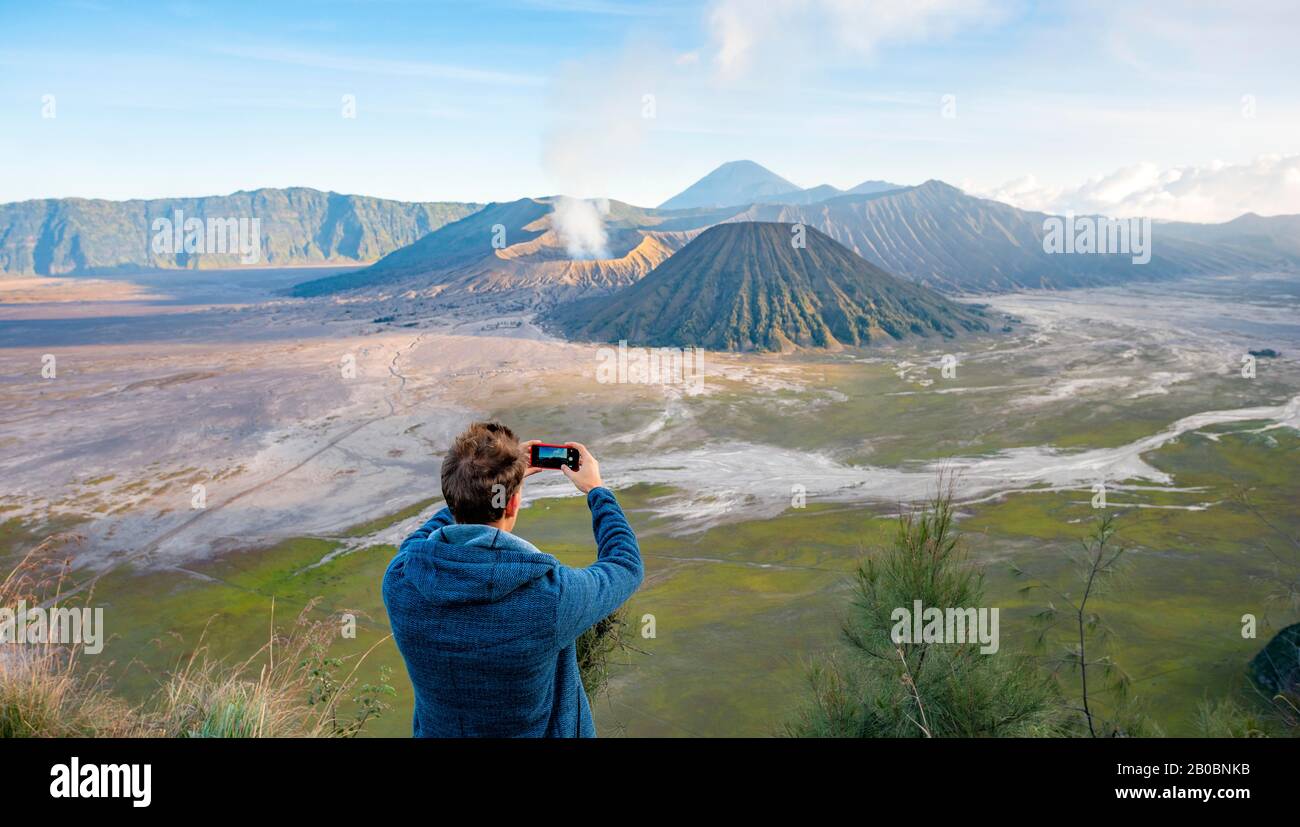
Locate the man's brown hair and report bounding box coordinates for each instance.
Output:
[440,421,528,524]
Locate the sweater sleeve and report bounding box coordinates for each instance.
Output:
[400,505,454,551]
[553,487,645,646]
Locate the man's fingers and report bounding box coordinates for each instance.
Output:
[519,440,542,475]
[564,441,593,461]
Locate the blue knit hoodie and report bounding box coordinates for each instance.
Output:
[382,487,643,737]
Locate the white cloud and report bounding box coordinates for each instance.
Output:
[706,0,1003,80]
[979,155,1300,223]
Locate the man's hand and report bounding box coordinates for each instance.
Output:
[561,442,604,493]
[518,440,546,478]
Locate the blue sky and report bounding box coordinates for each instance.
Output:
[1,0,1297,220]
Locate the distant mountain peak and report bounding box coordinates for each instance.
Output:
[660,162,908,210]
[847,179,903,195]
[658,161,800,211]
[915,179,964,194]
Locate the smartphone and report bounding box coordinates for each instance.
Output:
[530,443,581,471]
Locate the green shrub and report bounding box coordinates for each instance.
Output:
[788,485,1070,737]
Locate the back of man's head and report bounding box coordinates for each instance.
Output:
[441,421,527,524]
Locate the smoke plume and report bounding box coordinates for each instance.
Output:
[552,196,611,259]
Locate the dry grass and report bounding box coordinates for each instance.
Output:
[1,537,393,738]
[152,599,394,738]
[0,533,142,737]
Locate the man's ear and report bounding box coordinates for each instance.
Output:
[504,488,522,519]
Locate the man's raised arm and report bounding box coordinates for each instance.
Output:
[552,444,644,644]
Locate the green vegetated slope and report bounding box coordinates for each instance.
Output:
[0,188,480,275]
[548,221,989,351]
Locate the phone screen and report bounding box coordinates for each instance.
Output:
[537,446,568,461]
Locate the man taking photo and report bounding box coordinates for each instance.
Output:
[382,421,643,737]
